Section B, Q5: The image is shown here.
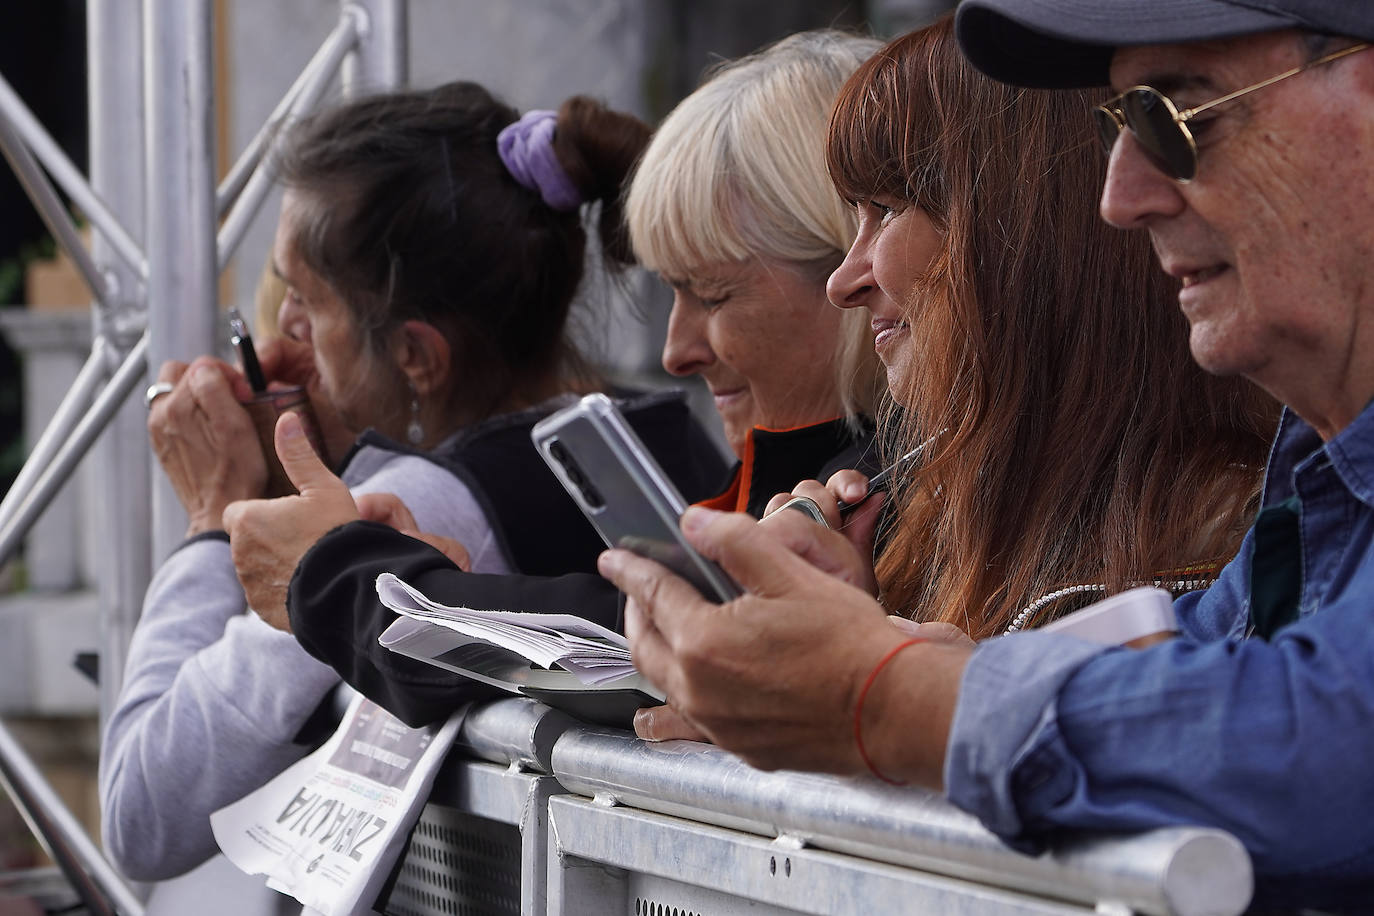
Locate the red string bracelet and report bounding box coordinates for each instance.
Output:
[853,637,925,785]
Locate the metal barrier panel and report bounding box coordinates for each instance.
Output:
[549,724,1252,916]
[391,700,1252,916]
[381,700,576,916]
[387,792,524,916]
[545,794,1088,916]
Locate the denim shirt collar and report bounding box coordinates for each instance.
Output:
[1265,401,1374,510]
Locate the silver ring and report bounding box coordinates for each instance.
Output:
[144,381,175,409]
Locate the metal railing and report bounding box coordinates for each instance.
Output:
[383,698,1254,916]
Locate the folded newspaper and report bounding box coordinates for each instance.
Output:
[375,573,665,724]
[211,693,462,916]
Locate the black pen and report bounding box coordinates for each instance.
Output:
[835,430,944,516]
[228,308,267,394]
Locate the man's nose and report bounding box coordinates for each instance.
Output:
[1099,132,1187,230]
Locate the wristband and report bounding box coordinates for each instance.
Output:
[854,637,925,785]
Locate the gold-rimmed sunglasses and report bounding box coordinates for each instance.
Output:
[1093,42,1371,182]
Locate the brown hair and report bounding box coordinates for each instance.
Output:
[827,18,1277,638]
[276,82,649,425]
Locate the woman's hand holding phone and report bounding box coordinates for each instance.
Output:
[762,472,883,596]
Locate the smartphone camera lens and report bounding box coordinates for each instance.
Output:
[580,482,605,510]
[546,438,604,510]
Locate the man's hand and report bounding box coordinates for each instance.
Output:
[633,614,970,745]
[600,506,903,774]
[224,411,360,631]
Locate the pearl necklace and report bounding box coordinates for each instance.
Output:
[1005,567,1222,634]
[1005,584,1106,633]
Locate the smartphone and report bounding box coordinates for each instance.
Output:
[532,393,742,603]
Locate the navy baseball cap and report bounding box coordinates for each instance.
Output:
[955,0,1374,88]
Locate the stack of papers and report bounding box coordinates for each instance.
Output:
[375,573,640,687]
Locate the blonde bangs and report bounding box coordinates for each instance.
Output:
[626,89,756,279]
[627,30,881,280]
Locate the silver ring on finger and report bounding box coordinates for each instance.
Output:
[144,381,175,410]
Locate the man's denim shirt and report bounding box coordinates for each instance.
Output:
[946,404,1374,886]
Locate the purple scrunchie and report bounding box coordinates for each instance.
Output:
[496,110,583,212]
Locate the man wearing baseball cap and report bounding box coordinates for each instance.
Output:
[600,2,1374,905]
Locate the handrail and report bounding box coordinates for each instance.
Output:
[0,721,144,916]
[448,699,1253,916]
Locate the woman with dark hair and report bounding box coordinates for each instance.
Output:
[222,32,889,739]
[100,82,724,883]
[612,17,1277,756]
[817,17,1278,638]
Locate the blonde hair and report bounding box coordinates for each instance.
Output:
[627,30,885,424]
[252,257,286,340]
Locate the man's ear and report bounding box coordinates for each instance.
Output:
[391,320,452,398]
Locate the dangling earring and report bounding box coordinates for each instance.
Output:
[407,383,424,447]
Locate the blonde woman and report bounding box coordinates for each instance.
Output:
[627,30,886,515]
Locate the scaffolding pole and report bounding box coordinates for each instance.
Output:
[0,2,407,905]
[342,0,409,95]
[89,0,152,721]
[142,0,219,563]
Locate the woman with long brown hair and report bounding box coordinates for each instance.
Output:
[822,16,1277,637]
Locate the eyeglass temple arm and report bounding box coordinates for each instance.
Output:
[1180,41,1371,121]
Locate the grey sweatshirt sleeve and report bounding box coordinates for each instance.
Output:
[99,451,496,881]
[98,537,341,881]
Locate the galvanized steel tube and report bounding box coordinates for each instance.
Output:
[341,0,408,94]
[0,74,146,281]
[0,335,149,566]
[215,12,359,272]
[90,0,152,720]
[550,726,1252,916]
[0,339,108,550]
[0,110,109,305]
[143,0,218,562]
[0,721,144,916]
[455,698,577,773]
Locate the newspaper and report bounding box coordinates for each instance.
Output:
[375,572,645,687]
[210,692,463,916]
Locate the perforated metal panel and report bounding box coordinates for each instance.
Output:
[633,898,704,916]
[382,803,521,916]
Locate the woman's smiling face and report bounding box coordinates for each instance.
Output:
[826,199,943,401]
[659,258,847,458]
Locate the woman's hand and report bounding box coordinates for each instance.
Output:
[224,411,360,631]
[147,357,267,537]
[356,492,473,571]
[762,473,883,595]
[634,702,710,743]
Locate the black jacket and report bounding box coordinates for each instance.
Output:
[289,405,874,726]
